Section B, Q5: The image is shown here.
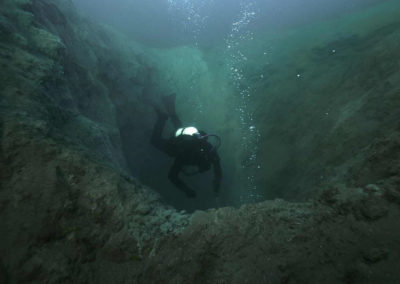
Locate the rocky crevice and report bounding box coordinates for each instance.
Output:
[1,0,400,283]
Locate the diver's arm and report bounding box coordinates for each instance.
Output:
[212,154,222,193]
[168,160,196,198]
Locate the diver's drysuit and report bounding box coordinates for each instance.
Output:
[151,110,222,198]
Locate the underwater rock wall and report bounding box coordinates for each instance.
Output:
[0,0,190,282]
[0,0,195,208]
[6,0,185,175]
[0,0,129,169]
[238,3,400,200]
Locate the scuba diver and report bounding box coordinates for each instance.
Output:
[151,94,222,198]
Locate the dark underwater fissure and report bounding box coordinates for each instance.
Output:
[1,0,400,283]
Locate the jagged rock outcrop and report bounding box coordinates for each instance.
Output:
[1,0,400,283]
[142,184,400,283]
[1,122,189,283]
[2,124,400,283]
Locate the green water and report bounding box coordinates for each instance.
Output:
[143,0,400,208]
[2,0,399,211]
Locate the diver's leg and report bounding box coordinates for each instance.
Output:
[170,114,182,129]
[162,93,182,129]
[168,160,196,198]
[151,109,171,154]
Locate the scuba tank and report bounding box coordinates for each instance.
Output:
[175,127,222,176]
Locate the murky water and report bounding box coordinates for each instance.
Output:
[72,0,400,210]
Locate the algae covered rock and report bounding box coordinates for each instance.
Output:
[30,26,65,58]
[0,14,15,36]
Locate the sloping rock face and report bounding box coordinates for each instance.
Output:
[243,7,400,200]
[0,0,163,175]
[1,0,128,170]
[0,124,189,283]
[0,0,186,282]
[1,1,400,283]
